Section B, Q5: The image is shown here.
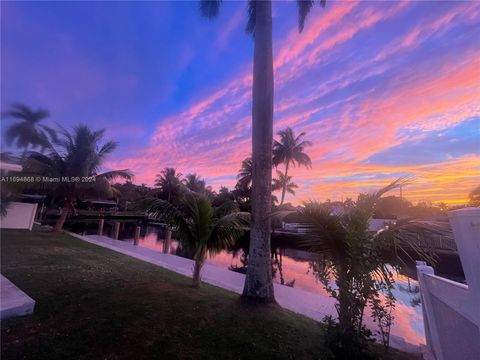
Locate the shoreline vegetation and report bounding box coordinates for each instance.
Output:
[1,226,419,360]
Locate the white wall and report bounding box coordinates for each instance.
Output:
[417,207,480,360]
[1,202,38,230]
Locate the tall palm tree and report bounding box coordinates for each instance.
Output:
[155,168,183,203]
[24,124,132,231]
[201,0,326,303]
[146,193,249,287]
[273,127,312,205]
[184,173,207,193]
[2,103,56,154]
[272,170,298,203]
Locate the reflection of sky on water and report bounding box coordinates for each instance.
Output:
[128,228,425,345]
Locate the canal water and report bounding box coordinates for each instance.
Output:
[69,220,426,346]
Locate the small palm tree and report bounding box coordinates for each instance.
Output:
[294,178,435,345]
[201,0,327,303]
[272,170,299,204]
[2,103,56,154]
[24,124,132,231]
[155,168,183,203]
[273,127,312,205]
[146,193,249,287]
[183,173,207,193]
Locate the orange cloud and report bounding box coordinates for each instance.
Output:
[290,155,480,206]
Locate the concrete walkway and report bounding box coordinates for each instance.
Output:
[69,232,420,354]
[0,274,35,320]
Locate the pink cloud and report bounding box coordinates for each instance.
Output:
[106,2,479,206]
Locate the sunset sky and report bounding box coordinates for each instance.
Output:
[1,1,479,205]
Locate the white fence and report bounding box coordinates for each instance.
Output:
[417,207,480,360]
[0,202,38,230]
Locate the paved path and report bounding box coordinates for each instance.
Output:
[0,274,35,320]
[69,232,420,354]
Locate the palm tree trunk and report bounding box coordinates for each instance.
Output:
[242,0,275,304]
[280,161,289,205]
[53,205,70,232]
[337,269,355,334]
[338,295,350,334]
[192,250,205,288]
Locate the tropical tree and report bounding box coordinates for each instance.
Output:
[273,127,312,205]
[374,195,412,218]
[155,168,184,203]
[272,170,299,201]
[146,193,249,287]
[235,157,278,211]
[24,125,132,231]
[233,157,254,211]
[212,186,235,207]
[2,103,56,154]
[112,181,157,210]
[291,179,436,353]
[468,185,480,207]
[236,157,253,191]
[200,0,326,303]
[183,173,207,193]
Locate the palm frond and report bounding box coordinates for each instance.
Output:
[292,152,312,168]
[297,0,326,32]
[357,177,413,214]
[23,151,63,177]
[246,0,256,35]
[297,0,315,32]
[200,0,222,19]
[375,219,451,266]
[286,184,298,195]
[373,177,413,200]
[4,122,25,146]
[146,198,194,243]
[98,141,118,158]
[213,199,239,218]
[296,140,313,148]
[209,212,250,253]
[2,103,50,122]
[298,201,349,258]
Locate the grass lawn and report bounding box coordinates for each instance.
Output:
[1,226,419,360]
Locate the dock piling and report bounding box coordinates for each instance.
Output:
[113,221,120,240]
[98,219,104,236]
[134,226,141,245]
